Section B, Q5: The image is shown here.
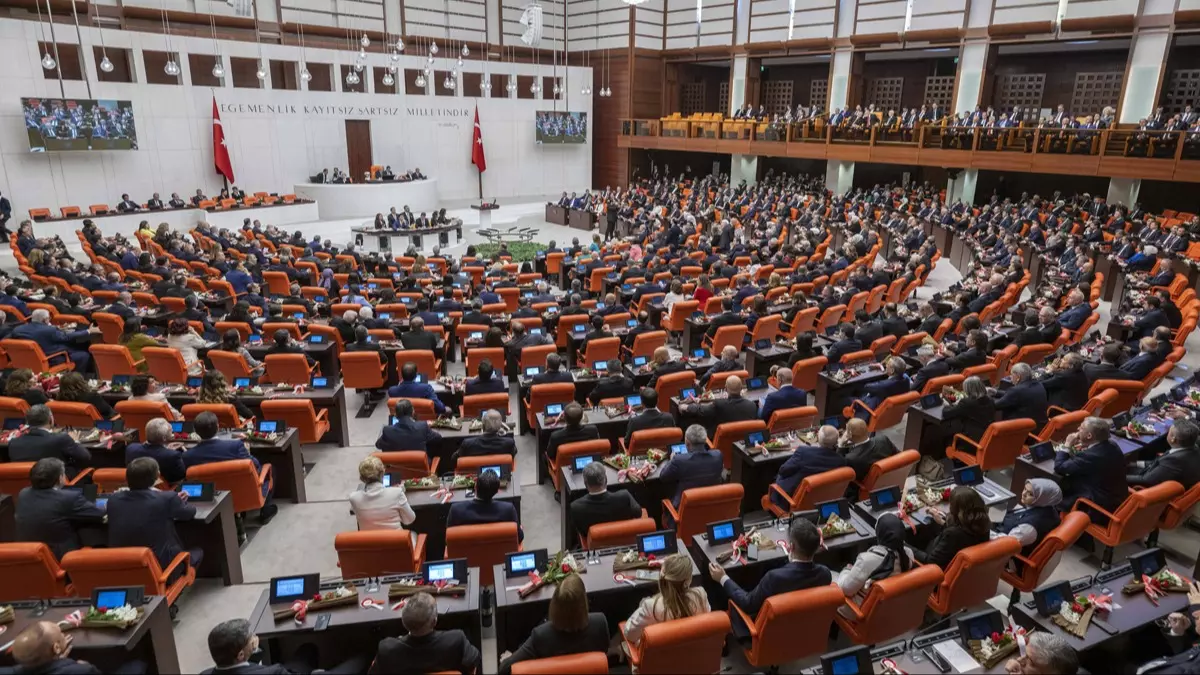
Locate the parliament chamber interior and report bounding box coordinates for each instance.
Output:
[4,0,1200,672]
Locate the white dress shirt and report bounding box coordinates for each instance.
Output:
[349,481,416,530]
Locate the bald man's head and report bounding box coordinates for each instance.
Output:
[721,345,738,361]
[846,417,868,442]
[653,346,670,364]
[724,375,744,396]
[12,621,69,667]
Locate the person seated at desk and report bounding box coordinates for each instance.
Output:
[683,375,758,426]
[1004,632,1079,674]
[835,513,911,598]
[1057,289,1093,332]
[6,620,112,675]
[588,358,635,405]
[645,346,687,387]
[997,478,1062,561]
[992,363,1048,429]
[371,592,482,675]
[622,553,710,650]
[909,345,949,394]
[377,399,441,456]
[569,461,642,544]
[623,388,674,445]
[546,402,600,461]
[770,425,846,511]
[697,345,741,389]
[533,352,574,385]
[825,323,863,365]
[498,573,608,675]
[1084,343,1129,385]
[946,330,989,371]
[116,193,139,212]
[660,424,724,512]
[447,469,522,541]
[106,456,200,582]
[127,417,187,484]
[910,486,991,569]
[14,457,106,560]
[759,367,807,424]
[454,410,516,463]
[939,375,996,445]
[11,308,94,373]
[165,318,208,375]
[841,418,897,481]
[349,455,416,530]
[219,330,264,378]
[6,367,49,406]
[1056,416,1128,515]
[1128,419,1200,489]
[184,411,276,524]
[203,617,367,675]
[704,298,743,340]
[344,325,381,354]
[387,362,447,416]
[708,518,831,638]
[1040,353,1089,411]
[1121,336,1164,380]
[466,359,506,395]
[1133,294,1171,339]
[197,371,256,422]
[855,356,909,419]
[10,404,91,477]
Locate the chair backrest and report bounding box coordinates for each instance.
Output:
[792,467,857,510]
[59,547,167,597]
[208,350,255,381]
[1092,380,1145,417]
[586,517,658,549]
[751,585,845,666]
[260,399,324,443]
[372,451,434,478]
[1014,511,1090,589]
[141,347,189,384]
[815,305,846,334]
[46,401,102,428]
[712,420,767,470]
[633,611,731,675]
[90,344,141,380]
[466,347,507,380]
[858,450,920,497]
[445,522,520,587]
[654,372,696,412]
[0,542,70,600]
[113,399,175,437]
[790,356,827,392]
[1,339,53,372]
[263,354,313,385]
[1104,481,1184,545]
[519,344,558,370]
[852,565,945,644]
[511,652,609,675]
[1014,343,1055,367]
[933,537,1022,614]
[921,374,964,396]
[663,301,699,331]
[462,393,511,418]
[709,325,747,355]
[1162,482,1200,531]
[528,382,576,419]
[334,529,421,578]
[341,351,387,389]
[839,349,874,365]
[630,331,668,359]
[0,396,30,426]
[866,391,920,432]
[707,369,749,392]
[185,459,268,513]
[675,484,744,540]
[767,405,818,434]
[581,337,621,365]
[626,427,683,456]
[1035,410,1087,442]
[181,403,244,429]
[92,312,125,344]
[972,418,1039,471]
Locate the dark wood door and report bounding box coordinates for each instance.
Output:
[345,120,372,182]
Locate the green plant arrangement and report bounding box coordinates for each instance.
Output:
[474,242,547,263]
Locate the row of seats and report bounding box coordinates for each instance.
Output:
[26,194,300,220]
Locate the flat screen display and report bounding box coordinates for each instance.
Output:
[426,562,456,581]
[535,111,587,144]
[95,589,128,608]
[23,97,138,151]
[509,553,536,572]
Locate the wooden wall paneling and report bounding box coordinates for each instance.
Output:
[631,53,666,118]
[762,80,794,114]
[991,50,1128,112]
[746,57,763,108]
[811,79,829,110]
[593,52,632,190]
[681,82,707,114]
[719,81,730,114]
[847,51,867,109]
[1163,69,1200,116]
[866,76,903,110]
[924,75,955,110]
[1071,72,1123,114]
[995,73,1045,111]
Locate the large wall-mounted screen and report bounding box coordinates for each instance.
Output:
[535,111,587,144]
[22,97,138,152]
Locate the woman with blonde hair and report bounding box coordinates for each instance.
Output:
[499,573,609,675]
[348,455,415,530]
[622,553,709,647]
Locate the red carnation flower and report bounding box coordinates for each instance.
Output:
[561,563,571,573]
[97,606,108,613]
[647,554,656,561]
[990,631,1001,643]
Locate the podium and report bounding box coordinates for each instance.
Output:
[568,209,595,231]
[545,204,568,225]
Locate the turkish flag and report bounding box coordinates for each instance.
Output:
[471,105,486,173]
[212,96,235,184]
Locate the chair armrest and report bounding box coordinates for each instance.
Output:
[1011,552,1038,569]
[727,600,759,637]
[158,550,192,584]
[412,533,427,566]
[1071,497,1116,521]
[1047,405,1073,417]
[131,359,146,368]
[429,457,441,474]
[851,399,876,417]
[661,499,680,525]
[839,596,866,620]
[315,408,329,421]
[258,464,274,494]
[952,434,981,451]
[769,483,793,505]
[65,468,94,486]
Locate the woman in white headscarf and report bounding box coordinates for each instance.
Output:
[998,478,1063,560]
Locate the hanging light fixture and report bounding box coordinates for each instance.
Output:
[34,0,55,70]
[95,17,114,73]
[360,33,370,48]
[256,62,266,79]
[346,69,360,85]
[461,43,469,57]
[159,0,179,77]
[430,40,439,55]
[298,24,311,82]
[382,70,394,87]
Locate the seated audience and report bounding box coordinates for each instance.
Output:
[55,371,116,419]
[499,574,608,675]
[911,486,991,569]
[184,411,276,523]
[455,410,516,461]
[1055,416,1127,514]
[546,402,600,460]
[14,457,106,559]
[998,478,1063,559]
[126,417,187,484]
[446,470,522,541]
[9,404,90,476]
[377,399,441,455]
[835,513,911,597]
[568,461,642,543]
[348,455,416,530]
[371,592,482,675]
[770,425,847,510]
[942,375,996,442]
[106,456,201,579]
[622,553,709,648]
[1128,419,1200,488]
[659,424,724,510]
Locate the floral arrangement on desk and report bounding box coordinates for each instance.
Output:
[0,605,13,624]
[518,550,586,599]
[716,527,779,564]
[33,372,62,394]
[67,428,105,444]
[832,363,881,384]
[272,586,358,622]
[0,427,28,444]
[436,376,466,394]
[1120,419,1158,439]
[941,387,964,405]
[76,604,145,630]
[681,390,722,402]
[969,627,1025,668]
[388,577,467,599]
[235,385,266,396]
[820,513,857,539]
[402,474,478,491]
[432,416,463,431]
[200,291,225,302]
[613,549,665,573]
[601,404,634,419]
[1123,567,1191,602]
[747,434,793,456]
[571,367,599,380]
[244,429,281,443]
[1053,594,1111,638]
[1184,389,1200,408]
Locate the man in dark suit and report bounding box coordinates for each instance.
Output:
[377,400,442,456]
[841,418,897,481]
[14,458,106,560]
[1040,353,1090,411]
[685,375,759,426]
[852,310,884,347]
[588,359,636,405]
[1055,416,1128,515]
[825,323,863,365]
[1056,290,1092,331]
[446,470,522,541]
[645,346,687,388]
[856,356,911,418]
[909,345,950,393]
[1133,295,1170,339]
[6,620,110,675]
[916,302,945,336]
[387,363,447,415]
[9,405,91,477]
[1121,337,1164,380]
[1128,419,1200,489]
[946,330,989,371]
[623,389,675,446]
[992,363,1048,428]
[704,298,743,339]
[531,353,574,385]
[659,424,724,509]
[770,426,848,511]
[11,309,93,373]
[709,518,832,638]
[759,368,807,424]
[465,359,507,395]
[202,617,366,674]
[184,412,276,523]
[126,417,187,484]
[880,303,908,339]
[698,345,741,388]
[106,457,201,581]
[370,593,482,675]
[569,462,642,544]
[1083,343,1129,386]
[546,403,600,461]
[399,317,441,357]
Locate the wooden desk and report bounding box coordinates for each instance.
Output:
[814,369,887,419]
[730,437,799,513]
[407,482,521,561]
[546,203,569,225]
[852,477,1015,528]
[493,541,698,670]
[1096,254,1120,301]
[534,410,630,485]
[568,209,595,231]
[558,463,669,551]
[249,573,481,669]
[744,343,793,378]
[623,351,716,389]
[179,491,244,585]
[681,316,711,355]
[0,597,178,674]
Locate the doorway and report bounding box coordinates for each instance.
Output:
[345,120,372,182]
